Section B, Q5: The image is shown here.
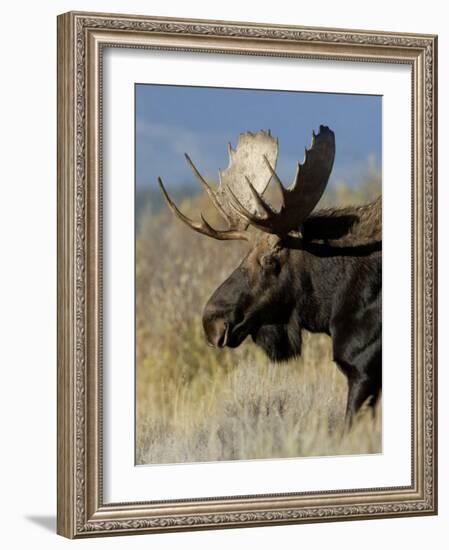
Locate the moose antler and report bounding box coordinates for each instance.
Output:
[158,130,279,241]
[158,126,334,240]
[226,125,335,236]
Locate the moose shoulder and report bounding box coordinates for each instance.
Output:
[158,126,381,425]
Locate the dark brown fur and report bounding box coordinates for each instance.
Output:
[304,195,381,246]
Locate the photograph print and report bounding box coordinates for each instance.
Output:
[135,84,382,466]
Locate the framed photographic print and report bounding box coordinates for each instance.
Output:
[57,11,438,538]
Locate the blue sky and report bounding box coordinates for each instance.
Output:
[136,84,381,192]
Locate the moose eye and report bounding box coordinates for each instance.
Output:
[261,253,279,272]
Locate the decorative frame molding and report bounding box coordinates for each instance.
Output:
[57,11,437,538]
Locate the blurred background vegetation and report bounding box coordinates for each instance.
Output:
[136,167,381,465]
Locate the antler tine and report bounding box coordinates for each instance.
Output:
[184,153,231,224]
[226,184,279,235]
[226,185,257,221]
[263,155,287,209]
[244,176,278,217]
[158,177,249,241]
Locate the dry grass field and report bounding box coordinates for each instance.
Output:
[136,173,382,465]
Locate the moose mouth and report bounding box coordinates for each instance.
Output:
[220,322,247,348]
[222,316,261,348]
[203,315,252,349]
[207,314,300,363]
[214,310,290,351]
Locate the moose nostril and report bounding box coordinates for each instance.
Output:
[204,317,230,348]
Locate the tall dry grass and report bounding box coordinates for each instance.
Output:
[136,175,382,465]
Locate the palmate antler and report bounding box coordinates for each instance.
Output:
[158,125,335,240]
[158,130,278,241]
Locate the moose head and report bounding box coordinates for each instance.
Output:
[158,126,336,362]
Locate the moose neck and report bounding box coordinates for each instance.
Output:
[288,246,350,335]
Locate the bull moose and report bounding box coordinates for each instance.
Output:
[158,126,381,425]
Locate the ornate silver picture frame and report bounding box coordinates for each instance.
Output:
[57,11,437,538]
